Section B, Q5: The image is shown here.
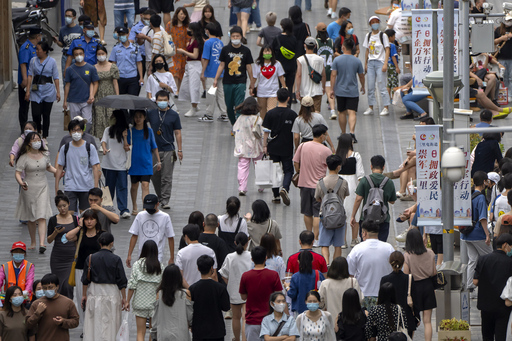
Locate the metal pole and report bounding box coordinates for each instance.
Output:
[442,0,455,320]
[460,0,470,110]
[432,0,440,123]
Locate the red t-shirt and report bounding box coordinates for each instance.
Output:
[286,249,328,274]
[186,39,201,61]
[239,268,283,325]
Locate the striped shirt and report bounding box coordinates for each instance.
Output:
[114,0,135,10]
[151,31,173,66]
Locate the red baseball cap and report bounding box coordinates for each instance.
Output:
[11,241,26,252]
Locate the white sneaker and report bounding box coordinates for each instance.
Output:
[251,24,261,32]
[327,8,332,17]
[121,211,131,219]
[184,107,198,117]
[313,240,320,248]
[330,110,337,120]
[363,108,374,115]
[379,108,390,116]
[331,11,338,19]
[395,230,407,242]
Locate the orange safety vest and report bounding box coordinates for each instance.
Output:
[2,260,32,292]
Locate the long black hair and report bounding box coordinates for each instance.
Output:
[157,264,185,307]
[298,250,313,274]
[341,288,364,325]
[256,45,277,66]
[139,240,162,275]
[251,199,271,223]
[339,20,352,38]
[172,7,190,27]
[16,132,45,163]
[4,286,25,317]
[54,190,70,206]
[188,22,204,56]
[226,196,241,218]
[405,228,427,255]
[267,291,286,314]
[288,5,303,25]
[326,256,349,280]
[188,211,205,232]
[260,233,279,258]
[200,5,217,27]
[377,282,398,332]
[336,133,354,167]
[131,110,149,140]
[151,53,170,73]
[235,232,248,255]
[109,110,129,143]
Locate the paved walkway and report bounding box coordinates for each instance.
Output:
[6,0,512,339]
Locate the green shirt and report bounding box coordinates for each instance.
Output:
[355,172,397,222]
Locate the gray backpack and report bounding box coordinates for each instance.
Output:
[319,178,346,230]
[362,175,389,224]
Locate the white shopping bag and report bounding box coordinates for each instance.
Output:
[116,312,130,341]
[272,162,283,188]
[255,158,273,187]
[392,90,405,109]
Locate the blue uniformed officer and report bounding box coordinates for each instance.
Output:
[64,21,101,77]
[129,7,153,77]
[110,27,143,95]
[18,27,42,132]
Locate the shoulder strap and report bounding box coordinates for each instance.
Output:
[74,230,83,260]
[267,219,273,234]
[351,277,353,288]
[379,32,384,45]
[87,254,92,281]
[304,55,312,68]
[64,142,70,167]
[24,261,32,278]
[365,175,375,188]
[272,320,287,337]
[319,178,328,194]
[235,217,242,234]
[314,270,319,290]
[407,274,412,296]
[379,177,389,189]
[152,73,162,84]
[333,178,343,194]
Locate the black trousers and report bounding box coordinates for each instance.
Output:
[118,76,141,96]
[18,86,30,133]
[269,154,294,197]
[141,54,146,78]
[481,309,510,341]
[283,71,296,107]
[31,101,53,138]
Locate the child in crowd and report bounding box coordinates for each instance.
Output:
[385,29,400,97]
[257,12,282,47]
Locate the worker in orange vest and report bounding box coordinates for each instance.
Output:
[0,241,35,296]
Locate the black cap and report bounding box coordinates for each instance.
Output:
[136,7,149,15]
[29,26,42,35]
[143,194,158,209]
[83,21,95,29]
[117,26,129,34]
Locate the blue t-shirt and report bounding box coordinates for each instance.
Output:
[127,127,158,176]
[64,63,99,103]
[109,42,143,78]
[57,141,100,192]
[461,190,488,241]
[388,43,398,65]
[202,38,224,78]
[67,36,101,65]
[331,54,364,98]
[128,20,146,56]
[327,21,341,40]
[18,40,37,84]
[146,109,182,151]
[58,25,83,54]
[288,271,325,313]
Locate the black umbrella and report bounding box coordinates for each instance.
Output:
[95,95,158,110]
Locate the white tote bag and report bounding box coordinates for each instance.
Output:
[255,158,273,187]
[272,162,283,188]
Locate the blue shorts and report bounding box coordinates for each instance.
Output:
[318,221,346,247]
[232,6,251,13]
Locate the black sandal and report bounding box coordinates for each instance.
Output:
[414,113,429,121]
[400,113,414,120]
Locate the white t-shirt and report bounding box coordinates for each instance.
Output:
[363,32,390,63]
[494,194,511,219]
[387,9,411,41]
[101,127,128,171]
[218,214,248,235]
[141,25,165,60]
[346,239,394,297]
[251,61,285,98]
[218,250,253,304]
[146,71,178,99]
[297,54,325,97]
[175,243,217,286]
[129,210,175,262]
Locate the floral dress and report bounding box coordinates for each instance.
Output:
[166,23,188,81]
[127,258,165,318]
[92,63,119,139]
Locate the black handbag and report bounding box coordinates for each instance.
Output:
[303,55,322,84]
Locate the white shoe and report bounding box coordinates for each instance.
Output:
[121,211,131,219]
[363,108,374,115]
[379,108,390,116]
[331,11,338,19]
[184,107,198,117]
[395,231,407,242]
[313,240,320,248]
[251,24,261,32]
[327,8,332,17]
[330,110,337,120]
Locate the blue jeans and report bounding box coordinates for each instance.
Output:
[229,7,238,27]
[401,91,427,115]
[499,59,512,93]
[248,0,261,27]
[114,8,135,29]
[103,169,129,214]
[367,60,390,107]
[359,220,390,242]
[294,0,312,10]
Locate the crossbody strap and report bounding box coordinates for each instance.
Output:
[266,219,273,234]
[74,230,83,260]
[70,66,90,87]
[272,320,287,337]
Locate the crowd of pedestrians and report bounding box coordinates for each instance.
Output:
[6,0,512,340]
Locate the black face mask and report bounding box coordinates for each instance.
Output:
[155,62,164,70]
[187,31,193,36]
[146,208,156,214]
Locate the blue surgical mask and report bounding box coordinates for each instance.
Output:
[80,25,84,29]
[306,302,319,312]
[12,254,24,263]
[35,290,45,299]
[371,23,380,31]
[11,296,24,307]
[157,101,168,110]
[44,290,56,299]
[86,30,95,38]
[120,35,128,43]
[65,17,73,25]
[143,19,150,26]
[347,28,354,35]
[508,250,512,257]
[113,32,119,40]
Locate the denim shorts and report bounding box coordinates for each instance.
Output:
[232,6,251,13]
[318,221,346,247]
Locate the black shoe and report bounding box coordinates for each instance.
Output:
[414,113,428,121]
[324,0,328,8]
[400,113,414,120]
[201,90,206,98]
[350,133,358,143]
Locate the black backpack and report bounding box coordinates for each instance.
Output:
[63,141,91,170]
[459,191,485,236]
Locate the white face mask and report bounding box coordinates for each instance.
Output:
[75,55,84,63]
[231,39,241,45]
[506,20,512,27]
[97,55,107,62]
[273,303,286,313]
[24,129,33,136]
[31,141,41,150]
[72,132,82,141]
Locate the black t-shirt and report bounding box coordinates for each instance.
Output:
[494,27,512,60]
[76,230,103,269]
[471,6,483,13]
[293,22,310,57]
[272,34,299,74]
[189,279,230,339]
[262,106,297,157]
[334,35,359,55]
[198,233,229,269]
[219,43,254,84]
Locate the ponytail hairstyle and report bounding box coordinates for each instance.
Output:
[226,196,241,218]
[389,251,404,273]
[235,232,248,255]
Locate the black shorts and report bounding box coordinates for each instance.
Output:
[148,0,174,13]
[429,234,443,254]
[130,175,152,183]
[300,187,321,217]
[336,96,359,112]
[412,277,437,311]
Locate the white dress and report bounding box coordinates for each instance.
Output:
[500,276,512,341]
[339,151,365,225]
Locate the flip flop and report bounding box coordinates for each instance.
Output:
[131,210,139,216]
[493,112,509,120]
[39,246,46,254]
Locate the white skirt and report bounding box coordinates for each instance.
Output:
[83,282,122,341]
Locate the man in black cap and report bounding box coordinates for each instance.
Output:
[109,26,143,95]
[126,194,175,267]
[18,26,42,132]
[64,21,102,78]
